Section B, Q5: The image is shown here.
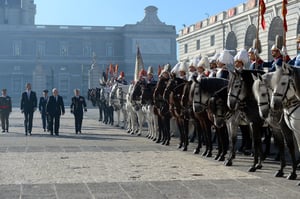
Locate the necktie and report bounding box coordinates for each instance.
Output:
[27,92,30,99]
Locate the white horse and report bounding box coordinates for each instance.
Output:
[109,82,129,128]
[252,71,298,180]
[124,83,137,133]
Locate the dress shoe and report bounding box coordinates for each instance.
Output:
[2,130,5,133]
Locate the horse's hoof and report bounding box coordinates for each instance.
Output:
[287,173,297,180]
[177,144,182,149]
[248,167,256,172]
[193,149,200,154]
[224,160,232,166]
[202,151,208,156]
[165,141,170,146]
[161,141,166,145]
[255,164,263,170]
[218,156,225,162]
[214,155,220,160]
[152,138,157,142]
[156,140,161,143]
[206,152,212,158]
[115,124,119,127]
[130,132,134,135]
[274,170,284,178]
[182,147,187,151]
[137,133,141,136]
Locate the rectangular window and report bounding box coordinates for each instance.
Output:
[210,35,215,46]
[184,44,188,54]
[60,42,68,56]
[13,41,21,56]
[196,39,200,50]
[83,42,92,57]
[106,42,113,57]
[36,41,45,57]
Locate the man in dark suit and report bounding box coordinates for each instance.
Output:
[70,89,87,134]
[46,88,65,136]
[38,89,49,132]
[20,83,37,136]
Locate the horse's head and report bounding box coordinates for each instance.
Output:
[252,73,273,119]
[227,70,246,110]
[163,77,185,102]
[271,63,296,111]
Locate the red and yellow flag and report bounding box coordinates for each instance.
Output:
[259,0,266,30]
[282,0,288,32]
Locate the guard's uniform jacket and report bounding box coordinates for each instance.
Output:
[0,95,12,132]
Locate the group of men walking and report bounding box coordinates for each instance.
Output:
[0,83,87,136]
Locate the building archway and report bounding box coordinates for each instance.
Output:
[244,24,257,50]
[225,31,237,56]
[268,16,283,60]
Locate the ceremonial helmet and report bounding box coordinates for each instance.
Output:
[218,49,234,65]
[234,49,249,66]
[147,66,154,75]
[119,71,125,78]
[139,69,147,78]
[197,56,209,69]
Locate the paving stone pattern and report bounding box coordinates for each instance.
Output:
[0,108,299,199]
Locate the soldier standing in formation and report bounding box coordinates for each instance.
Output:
[38,89,49,132]
[0,89,12,133]
[70,89,87,134]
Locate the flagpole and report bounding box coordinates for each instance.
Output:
[282,0,288,62]
[255,0,261,69]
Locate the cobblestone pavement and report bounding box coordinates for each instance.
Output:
[0,108,299,198]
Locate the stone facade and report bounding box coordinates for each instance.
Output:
[0,1,177,105]
[177,0,299,65]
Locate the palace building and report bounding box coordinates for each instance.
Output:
[177,0,299,64]
[0,0,177,105]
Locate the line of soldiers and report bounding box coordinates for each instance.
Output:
[0,83,87,136]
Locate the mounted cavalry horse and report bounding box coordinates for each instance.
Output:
[87,87,107,123]
[269,63,300,183]
[141,80,158,141]
[227,69,266,172]
[252,71,298,180]
[109,82,129,128]
[130,79,147,136]
[153,74,171,145]
[192,77,229,160]
[163,74,188,150]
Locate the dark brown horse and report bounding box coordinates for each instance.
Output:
[191,77,229,160]
[153,76,171,145]
[163,74,188,150]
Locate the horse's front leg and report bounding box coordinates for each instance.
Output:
[136,110,145,136]
[248,123,263,172]
[224,117,239,166]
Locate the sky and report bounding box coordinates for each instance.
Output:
[34,0,247,33]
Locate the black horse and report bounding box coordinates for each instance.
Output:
[192,77,229,160]
[163,75,188,150]
[153,76,171,145]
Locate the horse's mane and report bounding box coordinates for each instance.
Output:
[240,70,265,92]
[200,78,228,93]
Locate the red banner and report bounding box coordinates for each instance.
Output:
[282,0,288,32]
[260,0,266,30]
